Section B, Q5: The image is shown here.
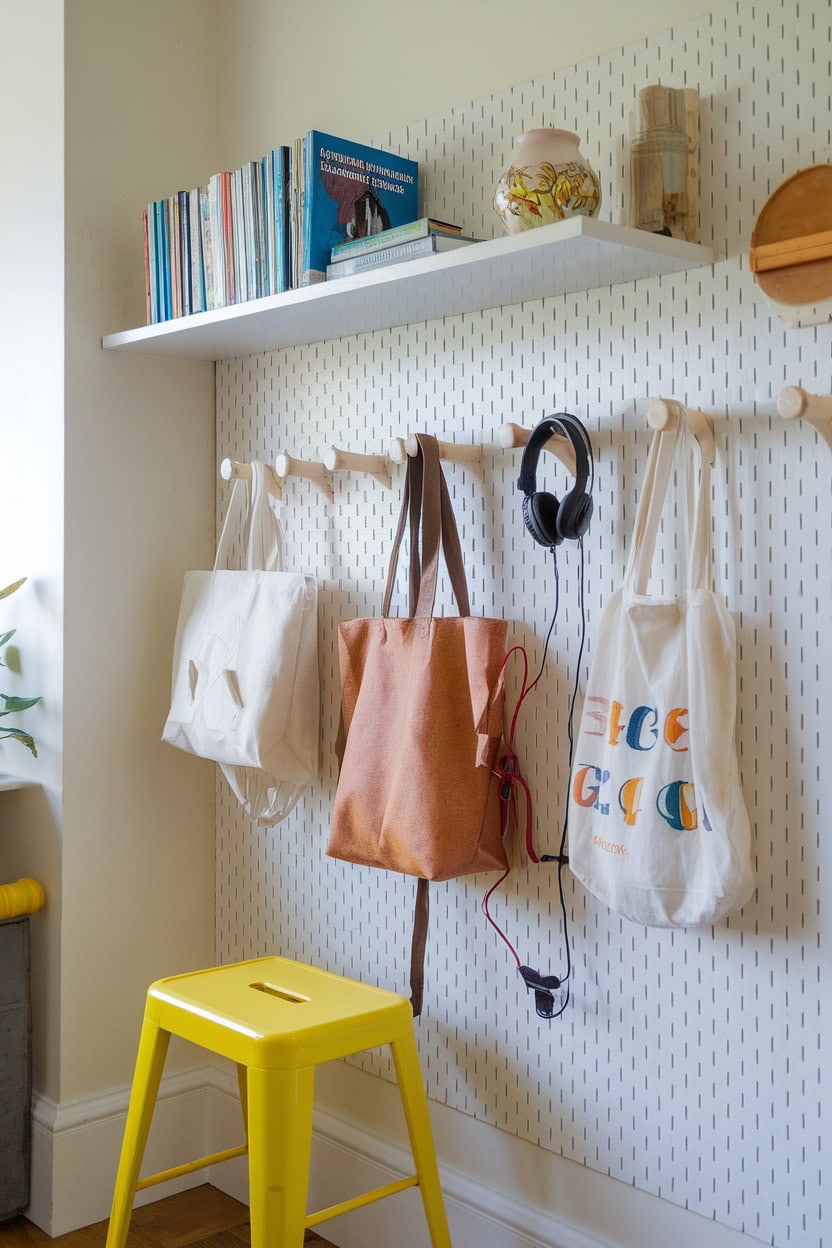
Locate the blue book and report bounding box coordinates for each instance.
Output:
[160,200,172,321]
[300,131,418,286]
[272,147,290,294]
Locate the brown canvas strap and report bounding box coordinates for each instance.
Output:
[382,433,470,618]
[409,878,430,1016]
[382,434,474,1014]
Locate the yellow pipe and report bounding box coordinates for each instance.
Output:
[135,1144,247,1190]
[306,1175,418,1227]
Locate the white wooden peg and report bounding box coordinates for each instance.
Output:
[496,422,579,476]
[274,453,334,502]
[321,446,392,489]
[646,398,715,466]
[388,434,484,481]
[777,386,832,451]
[219,457,283,499]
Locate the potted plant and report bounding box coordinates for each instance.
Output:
[0,577,41,759]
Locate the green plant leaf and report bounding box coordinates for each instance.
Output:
[0,629,16,648]
[0,727,37,756]
[4,645,21,674]
[0,578,26,600]
[0,694,42,713]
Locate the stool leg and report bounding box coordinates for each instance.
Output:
[391,1032,452,1248]
[105,1017,171,1248]
[246,1065,315,1248]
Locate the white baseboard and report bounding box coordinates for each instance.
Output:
[29,1065,215,1237]
[28,1061,763,1248]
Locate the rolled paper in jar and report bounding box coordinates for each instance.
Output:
[0,876,45,919]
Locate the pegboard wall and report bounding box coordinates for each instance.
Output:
[214,3,830,1245]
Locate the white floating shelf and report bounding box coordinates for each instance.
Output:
[102,217,713,363]
[0,776,37,793]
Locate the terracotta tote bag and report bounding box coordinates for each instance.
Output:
[568,426,754,927]
[327,434,508,1012]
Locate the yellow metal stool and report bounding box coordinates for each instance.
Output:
[105,956,452,1248]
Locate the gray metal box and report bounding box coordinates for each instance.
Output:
[0,917,31,1220]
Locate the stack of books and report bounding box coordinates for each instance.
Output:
[142,132,420,324]
[326,219,482,279]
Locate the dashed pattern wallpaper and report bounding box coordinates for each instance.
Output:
[215,3,830,1244]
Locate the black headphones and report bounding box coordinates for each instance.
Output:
[517,413,594,548]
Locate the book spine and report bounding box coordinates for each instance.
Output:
[332,217,432,260]
[301,132,315,286]
[264,154,274,296]
[178,190,191,316]
[327,234,439,277]
[274,147,290,294]
[222,171,234,303]
[189,188,203,313]
[143,206,154,324]
[199,186,214,311]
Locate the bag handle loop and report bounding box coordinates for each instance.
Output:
[214,462,285,573]
[382,433,471,618]
[624,424,710,596]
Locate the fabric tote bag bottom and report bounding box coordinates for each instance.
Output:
[332,614,509,881]
[568,426,754,929]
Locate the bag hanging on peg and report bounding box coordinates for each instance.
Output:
[567,424,754,927]
[162,462,320,826]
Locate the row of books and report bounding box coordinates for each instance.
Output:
[143,131,420,324]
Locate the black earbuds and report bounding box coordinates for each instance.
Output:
[517,413,594,548]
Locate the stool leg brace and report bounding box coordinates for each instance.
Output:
[106,1019,452,1248]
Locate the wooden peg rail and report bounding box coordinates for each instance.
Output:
[322,446,392,489]
[777,386,832,451]
[388,435,485,481]
[496,422,578,475]
[646,398,715,466]
[274,453,334,501]
[219,457,283,499]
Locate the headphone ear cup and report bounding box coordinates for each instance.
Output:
[527,491,561,547]
[556,491,593,541]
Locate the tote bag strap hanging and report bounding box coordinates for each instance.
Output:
[624,424,711,597]
[214,461,285,573]
[380,433,473,1015]
[382,432,471,618]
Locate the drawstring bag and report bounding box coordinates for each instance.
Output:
[568,426,754,927]
[162,462,320,825]
[327,434,509,1013]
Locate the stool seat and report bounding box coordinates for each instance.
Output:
[106,956,452,1248]
[147,956,414,1068]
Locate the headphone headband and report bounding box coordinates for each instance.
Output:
[517,413,593,496]
[517,412,595,549]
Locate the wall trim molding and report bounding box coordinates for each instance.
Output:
[209,1066,617,1248]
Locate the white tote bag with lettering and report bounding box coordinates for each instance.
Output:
[568,427,753,927]
[162,462,319,825]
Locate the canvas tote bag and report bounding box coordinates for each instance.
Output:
[568,426,754,927]
[327,434,509,1011]
[162,461,319,825]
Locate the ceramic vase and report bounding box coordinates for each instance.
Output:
[494,129,602,234]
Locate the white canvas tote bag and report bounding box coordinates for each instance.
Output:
[568,427,754,927]
[162,462,319,825]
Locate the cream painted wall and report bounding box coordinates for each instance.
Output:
[213,0,725,164]
[61,0,217,1100]
[0,0,65,1104]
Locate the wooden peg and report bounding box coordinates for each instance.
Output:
[496,422,579,476]
[219,457,283,499]
[388,434,484,480]
[777,386,832,450]
[646,398,715,467]
[274,453,334,502]
[321,446,392,489]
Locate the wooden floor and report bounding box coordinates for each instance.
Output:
[0,1185,336,1248]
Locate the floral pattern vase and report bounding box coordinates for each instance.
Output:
[494,129,602,234]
